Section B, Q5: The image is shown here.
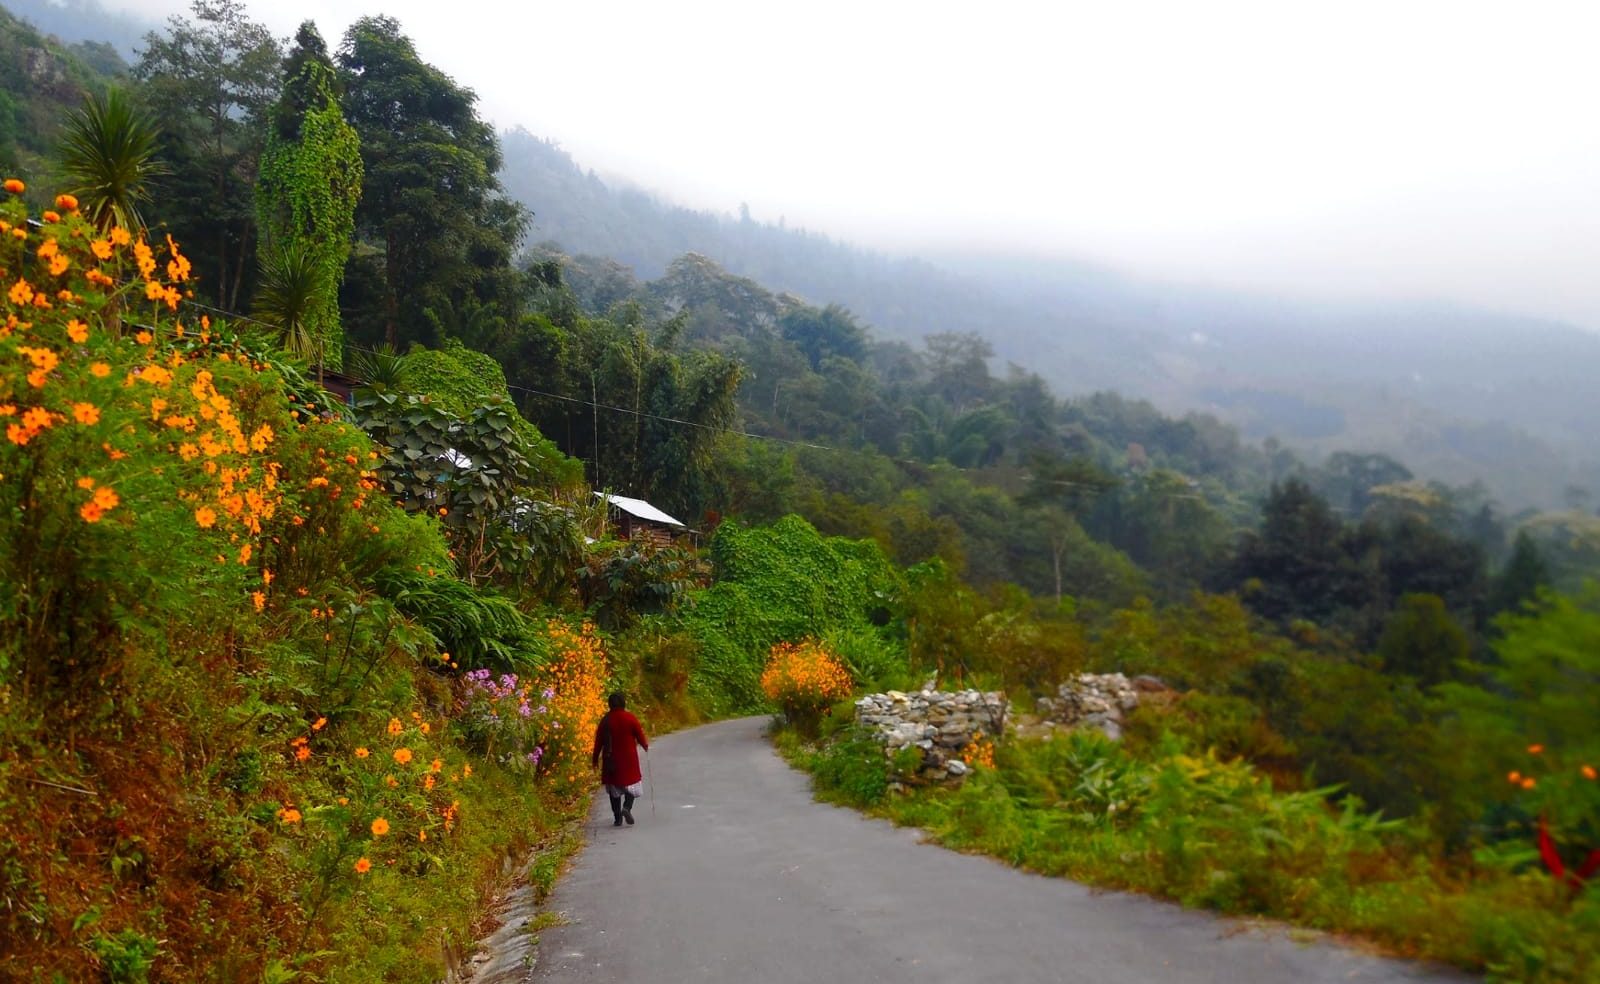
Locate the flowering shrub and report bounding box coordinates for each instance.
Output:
[761,638,854,734]
[457,668,551,771]
[533,620,610,785]
[959,732,996,770]
[0,182,392,689]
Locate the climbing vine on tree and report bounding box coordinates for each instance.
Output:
[255,22,361,368]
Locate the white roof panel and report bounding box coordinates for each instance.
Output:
[594,491,686,527]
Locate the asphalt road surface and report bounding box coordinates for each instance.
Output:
[530,716,1468,984]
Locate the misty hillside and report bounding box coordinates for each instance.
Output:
[500,129,1600,510]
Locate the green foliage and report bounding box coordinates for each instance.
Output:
[254,238,334,362]
[370,567,542,671]
[256,21,361,369]
[134,0,281,310]
[790,726,1595,979]
[56,86,166,231]
[577,539,697,630]
[398,339,578,486]
[1376,593,1469,687]
[678,516,903,715]
[355,389,579,588]
[86,928,160,983]
[337,15,524,349]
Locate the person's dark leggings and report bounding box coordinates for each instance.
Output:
[608,792,637,824]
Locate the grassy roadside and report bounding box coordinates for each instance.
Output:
[772,722,1597,983]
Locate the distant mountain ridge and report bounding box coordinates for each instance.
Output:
[498,128,1600,510]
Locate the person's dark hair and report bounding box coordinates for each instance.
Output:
[608,692,626,710]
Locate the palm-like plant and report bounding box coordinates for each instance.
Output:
[254,240,332,365]
[57,88,167,232]
[347,343,409,393]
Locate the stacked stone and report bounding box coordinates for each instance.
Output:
[1033,672,1158,740]
[854,689,1008,779]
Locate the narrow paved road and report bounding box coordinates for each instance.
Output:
[530,717,1467,984]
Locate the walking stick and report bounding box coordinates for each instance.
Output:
[647,748,656,818]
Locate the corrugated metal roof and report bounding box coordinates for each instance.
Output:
[594,491,685,527]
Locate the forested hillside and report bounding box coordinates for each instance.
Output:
[501,129,1600,511]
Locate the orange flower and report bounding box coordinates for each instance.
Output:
[386,717,403,736]
[370,817,390,837]
[252,591,266,612]
[295,745,311,762]
[71,402,99,425]
[55,194,78,212]
[385,775,398,788]
[76,476,95,490]
[9,279,35,306]
[1527,744,1545,755]
[109,225,131,247]
[355,747,370,759]
[418,829,427,842]
[311,715,325,731]
[89,362,111,378]
[66,320,88,343]
[79,502,104,523]
[194,506,217,528]
[337,796,349,806]
[429,758,443,774]
[276,807,302,824]
[90,239,113,260]
[92,487,118,511]
[237,543,252,565]
[1521,777,1536,790]
[1583,765,1597,781]
[393,747,413,766]
[2,178,23,194]
[41,210,60,224]
[1508,771,1522,784]
[354,857,371,875]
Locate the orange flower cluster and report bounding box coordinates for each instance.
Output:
[760,639,854,709]
[959,733,997,770]
[534,620,611,783]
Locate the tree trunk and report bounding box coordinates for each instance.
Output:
[383,231,399,348]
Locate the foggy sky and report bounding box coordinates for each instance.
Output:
[121,0,1600,330]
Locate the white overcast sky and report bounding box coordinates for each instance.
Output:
[122,0,1600,329]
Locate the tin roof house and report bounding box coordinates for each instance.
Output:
[595,492,687,545]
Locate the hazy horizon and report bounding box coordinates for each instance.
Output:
[101,0,1600,332]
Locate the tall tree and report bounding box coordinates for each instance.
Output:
[337,16,524,348]
[134,0,281,310]
[255,22,361,368]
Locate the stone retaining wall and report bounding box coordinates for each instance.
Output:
[1034,672,1170,739]
[854,689,1008,779]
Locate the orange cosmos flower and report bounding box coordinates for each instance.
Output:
[276,807,301,824]
[1583,765,1598,781]
[252,591,265,612]
[355,747,370,759]
[71,403,99,425]
[354,857,371,875]
[76,476,95,490]
[237,543,252,565]
[370,817,390,837]
[66,320,88,343]
[386,717,403,736]
[55,194,77,212]
[393,748,413,765]
[1521,777,1536,790]
[91,487,118,511]
[1528,744,1545,756]
[9,279,35,306]
[1508,771,1522,784]
[294,745,311,762]
[79,502,104,523]
[194,506,217,528]
[90,239,112,260]
[89,362,111,378]
[385,775,398,788]
[41,210,59,224]
[423,774,436,791]
[2,178,22,194]
[311,716,326,731]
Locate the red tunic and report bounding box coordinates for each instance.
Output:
[590,709,649,787]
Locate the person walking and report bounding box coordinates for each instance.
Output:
[591,692,649,826]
